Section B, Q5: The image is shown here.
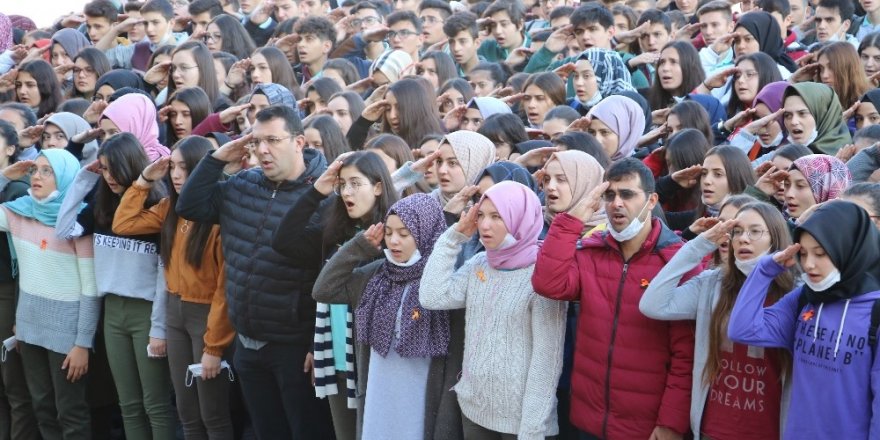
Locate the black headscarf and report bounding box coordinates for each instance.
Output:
[95,70,145,94]
[735,11,798,73]
[794,200,880,304]
[860,89,880,111]
[476,162,540,195]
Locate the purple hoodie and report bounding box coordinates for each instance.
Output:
[728,256,880,439]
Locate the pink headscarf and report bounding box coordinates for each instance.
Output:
[0,14,12,53]
[100,94,170,161]
[790,154,852,204]
[587,95,646,161]
[482,181,543,270]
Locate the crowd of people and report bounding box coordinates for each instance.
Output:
[0,0,878,438]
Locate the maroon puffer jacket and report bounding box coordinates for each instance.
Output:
[532,213,698,439]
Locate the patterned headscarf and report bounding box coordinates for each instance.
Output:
[790,154,852,204]
[577,48,636,97]
[355,194,450,358]
[0,14,12,53]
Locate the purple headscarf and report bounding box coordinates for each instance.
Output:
[752,80,789,135]
[588,95,646,161]
[482,181,543,270]
[790,154,852,204]
[355,194,450,358]
[0,14,11,53]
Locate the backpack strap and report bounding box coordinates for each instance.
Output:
[869,299,880,359]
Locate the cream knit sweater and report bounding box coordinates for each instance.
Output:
[419,228,566,439]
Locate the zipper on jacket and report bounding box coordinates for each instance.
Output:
[242,182,281,332]
[602,262,629,439]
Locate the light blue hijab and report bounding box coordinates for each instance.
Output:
[5,149,83,226]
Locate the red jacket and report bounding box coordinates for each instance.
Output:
[532,213,697,439]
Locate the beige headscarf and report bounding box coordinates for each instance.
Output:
[433,130,496,207]
[543,150,607,229]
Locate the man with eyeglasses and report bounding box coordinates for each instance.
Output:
[533,158,696,440]
[331,1,389,61]
[419,0,452,48]
[177,104,333,439]
[386,11,425,62]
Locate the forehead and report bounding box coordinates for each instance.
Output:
[421,8,444,16]
[86,16,111,24]
[169,100,189,109]
[815,6,840,18]
[859,101,879,113]
[699,11,728,22]
[141,11,166,21]
[783,94,808,109]
[608,174,642,190]
[389,20,417,30]
[438,142,457,158]
[523,84,545,95]
[173,50,196,63]
[733,26,753,37]
[44,122,64,133]
[339,166,368,180]
[356,7,380,17]
[253,117,290,135]
[251,53,268,64]
[250,93,270,106]
[489,10,513,20]
[736,208,766,226]
[575,59,594,70]
[464,107,482,118]
[328,96,348,109]
[385,214,405,228]
[544,158,564,173]
[469,70,492,80]
[35,156,50,166]
[647,22,668,32]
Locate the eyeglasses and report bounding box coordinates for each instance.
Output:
[419,16,443,25]
[730,228,769,241]
[28,166,55,178]
[249,135,295,148]
[601,189,648,202]
[734,70,759,80]
[202,33,223,43]
[387,30,419,39]
[334,180,370,195]
[351,16,381,28]
[72,66,95,76]
[173,64,199,72]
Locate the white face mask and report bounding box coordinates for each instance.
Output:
[383,248,422,267]
[758,131,784,149]
[787,128,818,148]
[481,233,517,250]
[734,249,770,276]
[608,199,651,242]
[580,90,603,107]
[801,269,842,292]
[28,189,60,203]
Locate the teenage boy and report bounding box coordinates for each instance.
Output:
[84,0,121,45]
[696,1,735,75]
[188,0,223,36]
[295,16,336,83]
[853,0,880,39]
[299,0,330,18]
[759,0,809,60]
[387,11,424,62]
[419,0,453,49]
[478,0,530,62]
[393,0,419,13]
[123,1,147,43]
[807,0,858,47]
[444,12,484,75]
[98,0,186,71]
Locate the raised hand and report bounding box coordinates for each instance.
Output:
[157,106,173,123]
[692,217,726,239]
[411,148,442,174]
[670,164,703,189]
[569,181,610,222]
[772,243,801,267]
[346,76,374,94]
[711,32,736,54]
[504,47,534,67]
[224,59,251,88]
[553,62,577,81]
[674,22,701,41]
[82,99,109,125]
[566,116,591,132]
[54,64,75,82]
[17,125,43,147]
[442,105,467,131]
[723,108,756,132]
[515,146,558,168]
[114,16,146,34]
[314,158,343,196]
[454,204,480,236]
[361,99,389,122]
[638,123,668,146]
[842,101,860,121]
[835,144,859,162]
[219,103,253,124]
[754,165,788,196]
[363,26,391,43]
[628,51,660,68]
[71,128,105,144]
[139,156,171,185]
[212,133,254,163]
[363,222,385,248]
[2,160,35,180]
[651,108,670,126]
[143,61,172,85]
[0,69,17,93]
[790,62,819,83]
[741,108,783,136]
[614,21,650,44]
[273,34,300,57]
[543,24,575,53]
[702,67,737,90]
[444,185,480,216]
[364,84,389,107]
[501,93,525,105]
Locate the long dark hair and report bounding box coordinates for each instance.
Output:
[168,41,220,109]
[72,47,111,99]
[322,151,399,255]
[649,41,704,111]
[419,51,457,90]
[708,201,794,384]
[304,115,350,162]
[18,60,63,118]
[383,78,443,148]
[209,14,257,59]
[165,87,211,146]
[253,46,300,92]
[727,52,782,117]
[94,133,165,230]
[694,145,756,221]
[669,100,713,145]
[161,137,214,268]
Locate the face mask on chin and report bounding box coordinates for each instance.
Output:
[608,199,651,242]
[801,269,841,292]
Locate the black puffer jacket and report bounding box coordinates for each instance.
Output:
[177,149,328,344]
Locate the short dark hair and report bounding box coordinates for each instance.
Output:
[606,157,656,193]
[531,29,553,42]
[419,0,453,18]
[0,120,20,162]
[469,61,512,86]
[483,0,526,26]
[758,0,790,17]
[697,0,733,18]
[351,0,390,16]
[388,10,422,32]
[0,103,37,129]
[140,0,175,20]
[553,132,611,168]
[549,6,575,22]
[816,0,854,22]
[324,58,360,85]
[444,12,479,39]
[774,143,811,161]
[843,183,880,214]
[256,105,304,136]
[84,0,119,21]
[478,113,528,147]
[124,1,144,13]
[637,9,671,32]
[188,0,223,17]
[545,105,580,124]
[58,98,91,116]
[295,16,337,43]
[571,4,615,30]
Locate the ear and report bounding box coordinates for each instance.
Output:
[607,25,617,37]
[322,39,333,55]
[783,14,793,29]
[841,18,851,33]
[647,191,660,211]
[372,180,383,197]
[293,134,306,153]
